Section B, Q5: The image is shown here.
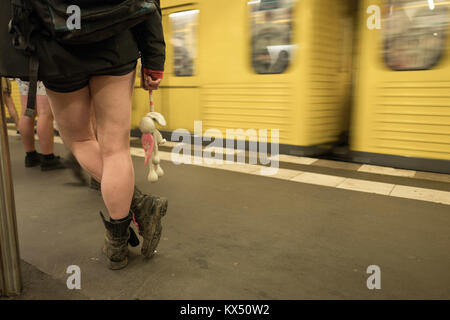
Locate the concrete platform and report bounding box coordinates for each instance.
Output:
[1,261,87,300]
[4,134,450,299]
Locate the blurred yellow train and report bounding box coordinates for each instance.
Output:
[353,0,450,173]
[5,0,450,173]
[136,0,356,154]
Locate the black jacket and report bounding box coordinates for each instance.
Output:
[0,0,165,80]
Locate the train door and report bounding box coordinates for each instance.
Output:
[155,5,201,133]
[351,0,450,171]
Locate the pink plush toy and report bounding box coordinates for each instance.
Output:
[141,132,154,166]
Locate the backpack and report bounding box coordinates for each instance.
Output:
[8,0,158,117]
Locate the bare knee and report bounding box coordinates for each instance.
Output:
[98,128,130,158]
[101,143,130,159]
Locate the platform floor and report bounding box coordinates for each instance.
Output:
[3,132,450,299]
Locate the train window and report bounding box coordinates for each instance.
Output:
[249,0,296,74]
[169,10,199,76]
[384,0,449,70]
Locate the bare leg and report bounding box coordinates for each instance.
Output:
[3,95,19,129]
[46,87,103,181]
[35,95,55,155]
[89,100,100,187]
[90,71,135,220]
[18,95,36,152]
[47,71,134,220]
[90,101,97,138]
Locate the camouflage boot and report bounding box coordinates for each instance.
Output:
[99,212,132,270]
[131,186,168,258]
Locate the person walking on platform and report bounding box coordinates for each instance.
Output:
[16,79,66,170]
[1,77,20,132]
[0,0,168,270]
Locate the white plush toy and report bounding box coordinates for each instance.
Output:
[139,112,167,182]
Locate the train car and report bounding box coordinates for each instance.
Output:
[132,0,356,156]
[351,0,450,173]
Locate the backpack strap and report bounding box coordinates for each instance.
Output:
[9,0,34,54]
[9,0,39,118]
[25,55,39,118]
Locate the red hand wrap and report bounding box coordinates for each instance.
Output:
[143,69,164,80]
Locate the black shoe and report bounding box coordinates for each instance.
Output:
[25,152,42,168]
[40,155,67,171]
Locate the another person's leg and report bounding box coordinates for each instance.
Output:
[3,95,19,130]
[35,93,66,170]
[18,94,37,153]
[1,78,18,129]
[18,91,42,167]
[35,95,55,155]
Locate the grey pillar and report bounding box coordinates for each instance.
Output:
[0,79,22,297]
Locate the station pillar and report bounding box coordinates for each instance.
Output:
[0,80,22,297]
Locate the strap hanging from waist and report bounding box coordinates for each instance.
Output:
[24,55,39,118]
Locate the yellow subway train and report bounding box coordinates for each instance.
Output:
[132,0,356,154]
[131,0,449,173]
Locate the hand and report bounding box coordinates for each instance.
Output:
[142,69,164,91]
[144,75,161,91]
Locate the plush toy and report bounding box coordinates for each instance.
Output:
[140,112,167,182]
[139,65,166,182]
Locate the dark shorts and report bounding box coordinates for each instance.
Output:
[43,60,137,93]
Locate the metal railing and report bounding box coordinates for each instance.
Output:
[0,79,22,297]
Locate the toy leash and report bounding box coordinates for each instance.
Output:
[149,90,154,112]
[144,69,164,112]
[142,90,155,166]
